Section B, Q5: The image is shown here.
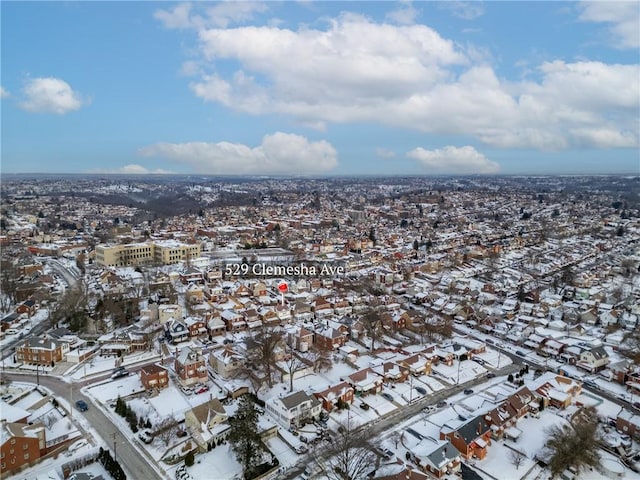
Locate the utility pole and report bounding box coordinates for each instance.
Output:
[112,431,117,461]
[69,383,73,421]
[36,364,40,386]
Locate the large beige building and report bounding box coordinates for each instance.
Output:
[96,241,201,267]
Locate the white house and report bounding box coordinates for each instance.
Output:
[265,390,322,430]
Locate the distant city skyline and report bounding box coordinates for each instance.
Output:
[1,1,639,175]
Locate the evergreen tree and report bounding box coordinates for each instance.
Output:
[228,396,263,478]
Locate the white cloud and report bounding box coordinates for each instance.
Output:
[155,1,267,30]
[89,164,173,175]
[376,148,396,159]
[137,132,338,175]
[175,12,638,150]
[407,145,500,174]
[578,1,640,49]
[0,87,9,98]
[154,2,196,29]
[386,1,419,25]
[440,1,485,20]
[21,77,86,114]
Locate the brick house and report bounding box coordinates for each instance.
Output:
[140,363,169,391]
[403,434,462,478]
[314,326,347,351]
[616,410,640,440]
[440,413,492,460]
[175,347,208,386]
[373,362,410,384]
[185,317,208,338]
[313,382,355,411]
[15,299,37,317]
[16,337,66,366]
[535,374,582,409]
[345,368,384,395]
[398,353,432,376]
[0,421,46,476]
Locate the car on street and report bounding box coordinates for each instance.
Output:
[75,400,89,412]
[423,405,437,414]
[111,367,129,380]
[463,389,474,395]
[436,400,447,408]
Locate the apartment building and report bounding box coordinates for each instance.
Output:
[95,241,201,267]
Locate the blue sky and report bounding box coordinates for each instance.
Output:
[1,1,639,175]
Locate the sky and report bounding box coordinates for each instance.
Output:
[1,1,639,176]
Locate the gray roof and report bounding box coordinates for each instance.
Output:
[280,391,319,410]
[452,413,490,444]
[590,345,608,359]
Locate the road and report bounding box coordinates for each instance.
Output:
[283,361,520,479]
[4,371,165,480]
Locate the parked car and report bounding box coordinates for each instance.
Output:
[414,386,427,395]
[423,405,437,414]
[381,392,394,402]
[180,386,194,395]
[75,400,89,412]
[436,400,447,408]
[463,389,474,395]
[138,429,153,444]
[486,372,496,378]
[195,384,210,394]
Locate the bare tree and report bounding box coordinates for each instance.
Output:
[544,406,601,479]
[283,345,306,393]
[361,304,384,351]
[242,326,284,390]
[311,420,377,480]
[509,449,526,470]
[153,417,180,446]
[308,344,333,373]
[0,255,19,312]
[620,329,640,365]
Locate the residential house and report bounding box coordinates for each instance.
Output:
[372,462,430,480]
[165,319,189,344]
[185,317,208,338]
[485,402,518,440]
[209,346,244,379]
[265,391,322,430]
[616,410,640,440]
[440,413,492,460]
[175,347,208,386]
[345,368,384,396]
[184,398,229,452]
[403,433,462,478]
[576,346,610,373]
[314,326,347,351]
[313,382,355,412]
[140,364,169,391]
[398,353,432,376]
[535,374,582,409]
[15,299,37,317]
[16,337,66,366]
[221,309,247,331]
[0,421,46,476]
[373,362,410,384]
